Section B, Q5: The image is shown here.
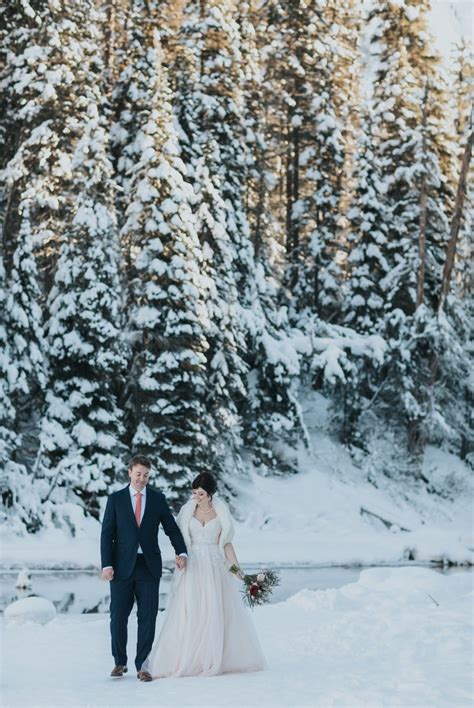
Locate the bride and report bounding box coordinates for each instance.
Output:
[143,472,266,678]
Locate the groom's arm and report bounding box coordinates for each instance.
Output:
[160,497,187,557]
[100,495,116,573]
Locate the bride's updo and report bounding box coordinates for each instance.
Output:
[192,472,217,500]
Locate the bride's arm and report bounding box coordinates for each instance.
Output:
[224,543,245,579]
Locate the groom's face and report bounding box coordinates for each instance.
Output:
[128,464,150,491]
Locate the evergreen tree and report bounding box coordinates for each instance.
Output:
[346,0,461,463]
[121,31,215,504]
[338,113,391,446]
[176,0,306,474]
[344,114,390,333]
[181,0,255,296]
[174,4,256,465]
[32,1,127,521]
[192,144,249,464]
[5,213,47,465]
[110,0,160,238]
[287,0,355,323]
[428,40,473,463]
[0,257,18,496]
[0,1,89,526]
[368,0,454,316]
[0,0,78,466]
[0,0,96,280]
[249,0,358,323]
[38,108,127,519]
[0,256,40,532]
[450,40,473,299]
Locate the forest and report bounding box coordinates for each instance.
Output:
[0,0,472,533]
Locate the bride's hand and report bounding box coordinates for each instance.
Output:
[176,555,187,571]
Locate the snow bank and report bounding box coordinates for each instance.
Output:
[1,567,472,707]
[0,432,472,570]
[4,596,56,625]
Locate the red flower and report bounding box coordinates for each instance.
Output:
[249,583,259,597]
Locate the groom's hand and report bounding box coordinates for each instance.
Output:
[102,567,114,581]
[175,556,187,571]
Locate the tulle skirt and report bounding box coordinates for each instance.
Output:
[143,543,267,678]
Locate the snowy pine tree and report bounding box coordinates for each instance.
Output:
[0,255,41,532]
[172,11,250,469]
[450,40,473,299]
[427,40,473,464]
[121,31,215,504]
[33,1,127,523]
[176,0,306,474]
[344,0,463,465]
[4,213,47,464]
[38,113,127,519]
[0,258,18,507]
[368,0,454,316]
[344,113,389,334]
[287,0,355,323]
[110,0,160,238]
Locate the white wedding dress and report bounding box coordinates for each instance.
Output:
[143,515,266,678]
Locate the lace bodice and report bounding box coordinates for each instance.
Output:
[189,515,221,546]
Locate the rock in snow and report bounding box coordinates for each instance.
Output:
[15,568,32,589]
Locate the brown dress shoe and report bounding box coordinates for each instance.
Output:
[137,670,152,682]
[110,665,128,677]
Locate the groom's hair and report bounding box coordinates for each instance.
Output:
[128,454,152,471]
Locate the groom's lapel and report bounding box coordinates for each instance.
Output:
[140,487,154,528]
[120,485,136,527]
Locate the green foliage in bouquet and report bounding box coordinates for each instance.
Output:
[229,565,280,608]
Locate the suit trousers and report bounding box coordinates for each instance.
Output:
[109,555,160,671]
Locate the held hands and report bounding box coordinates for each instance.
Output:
[101,567,114,581]
[175,555,187,571]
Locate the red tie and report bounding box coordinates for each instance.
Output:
[135,492,142,526]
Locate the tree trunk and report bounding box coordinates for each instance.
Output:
[438,129,473,312]
[416,82,429,309]
[285,106,293,255]
[104,0,117,80]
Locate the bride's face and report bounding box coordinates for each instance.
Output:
[192,487,210,504]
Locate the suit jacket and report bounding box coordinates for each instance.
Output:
[100,485,187,580]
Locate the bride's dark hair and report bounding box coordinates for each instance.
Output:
[192,472,217,499]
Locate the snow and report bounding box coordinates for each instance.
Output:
[4,596,56,625]
[1,567,471,706]
[15,569,32,589]
[429,1,473,65]
[72,420,96,446]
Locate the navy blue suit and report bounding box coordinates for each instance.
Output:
[100,485,187,671]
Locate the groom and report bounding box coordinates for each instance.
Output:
[101,455,187,681]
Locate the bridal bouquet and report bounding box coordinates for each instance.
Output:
[229,565,280,608]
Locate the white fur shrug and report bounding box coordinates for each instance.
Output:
[176,494,235,559]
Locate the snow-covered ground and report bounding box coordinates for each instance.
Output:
[1,566,472,708]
